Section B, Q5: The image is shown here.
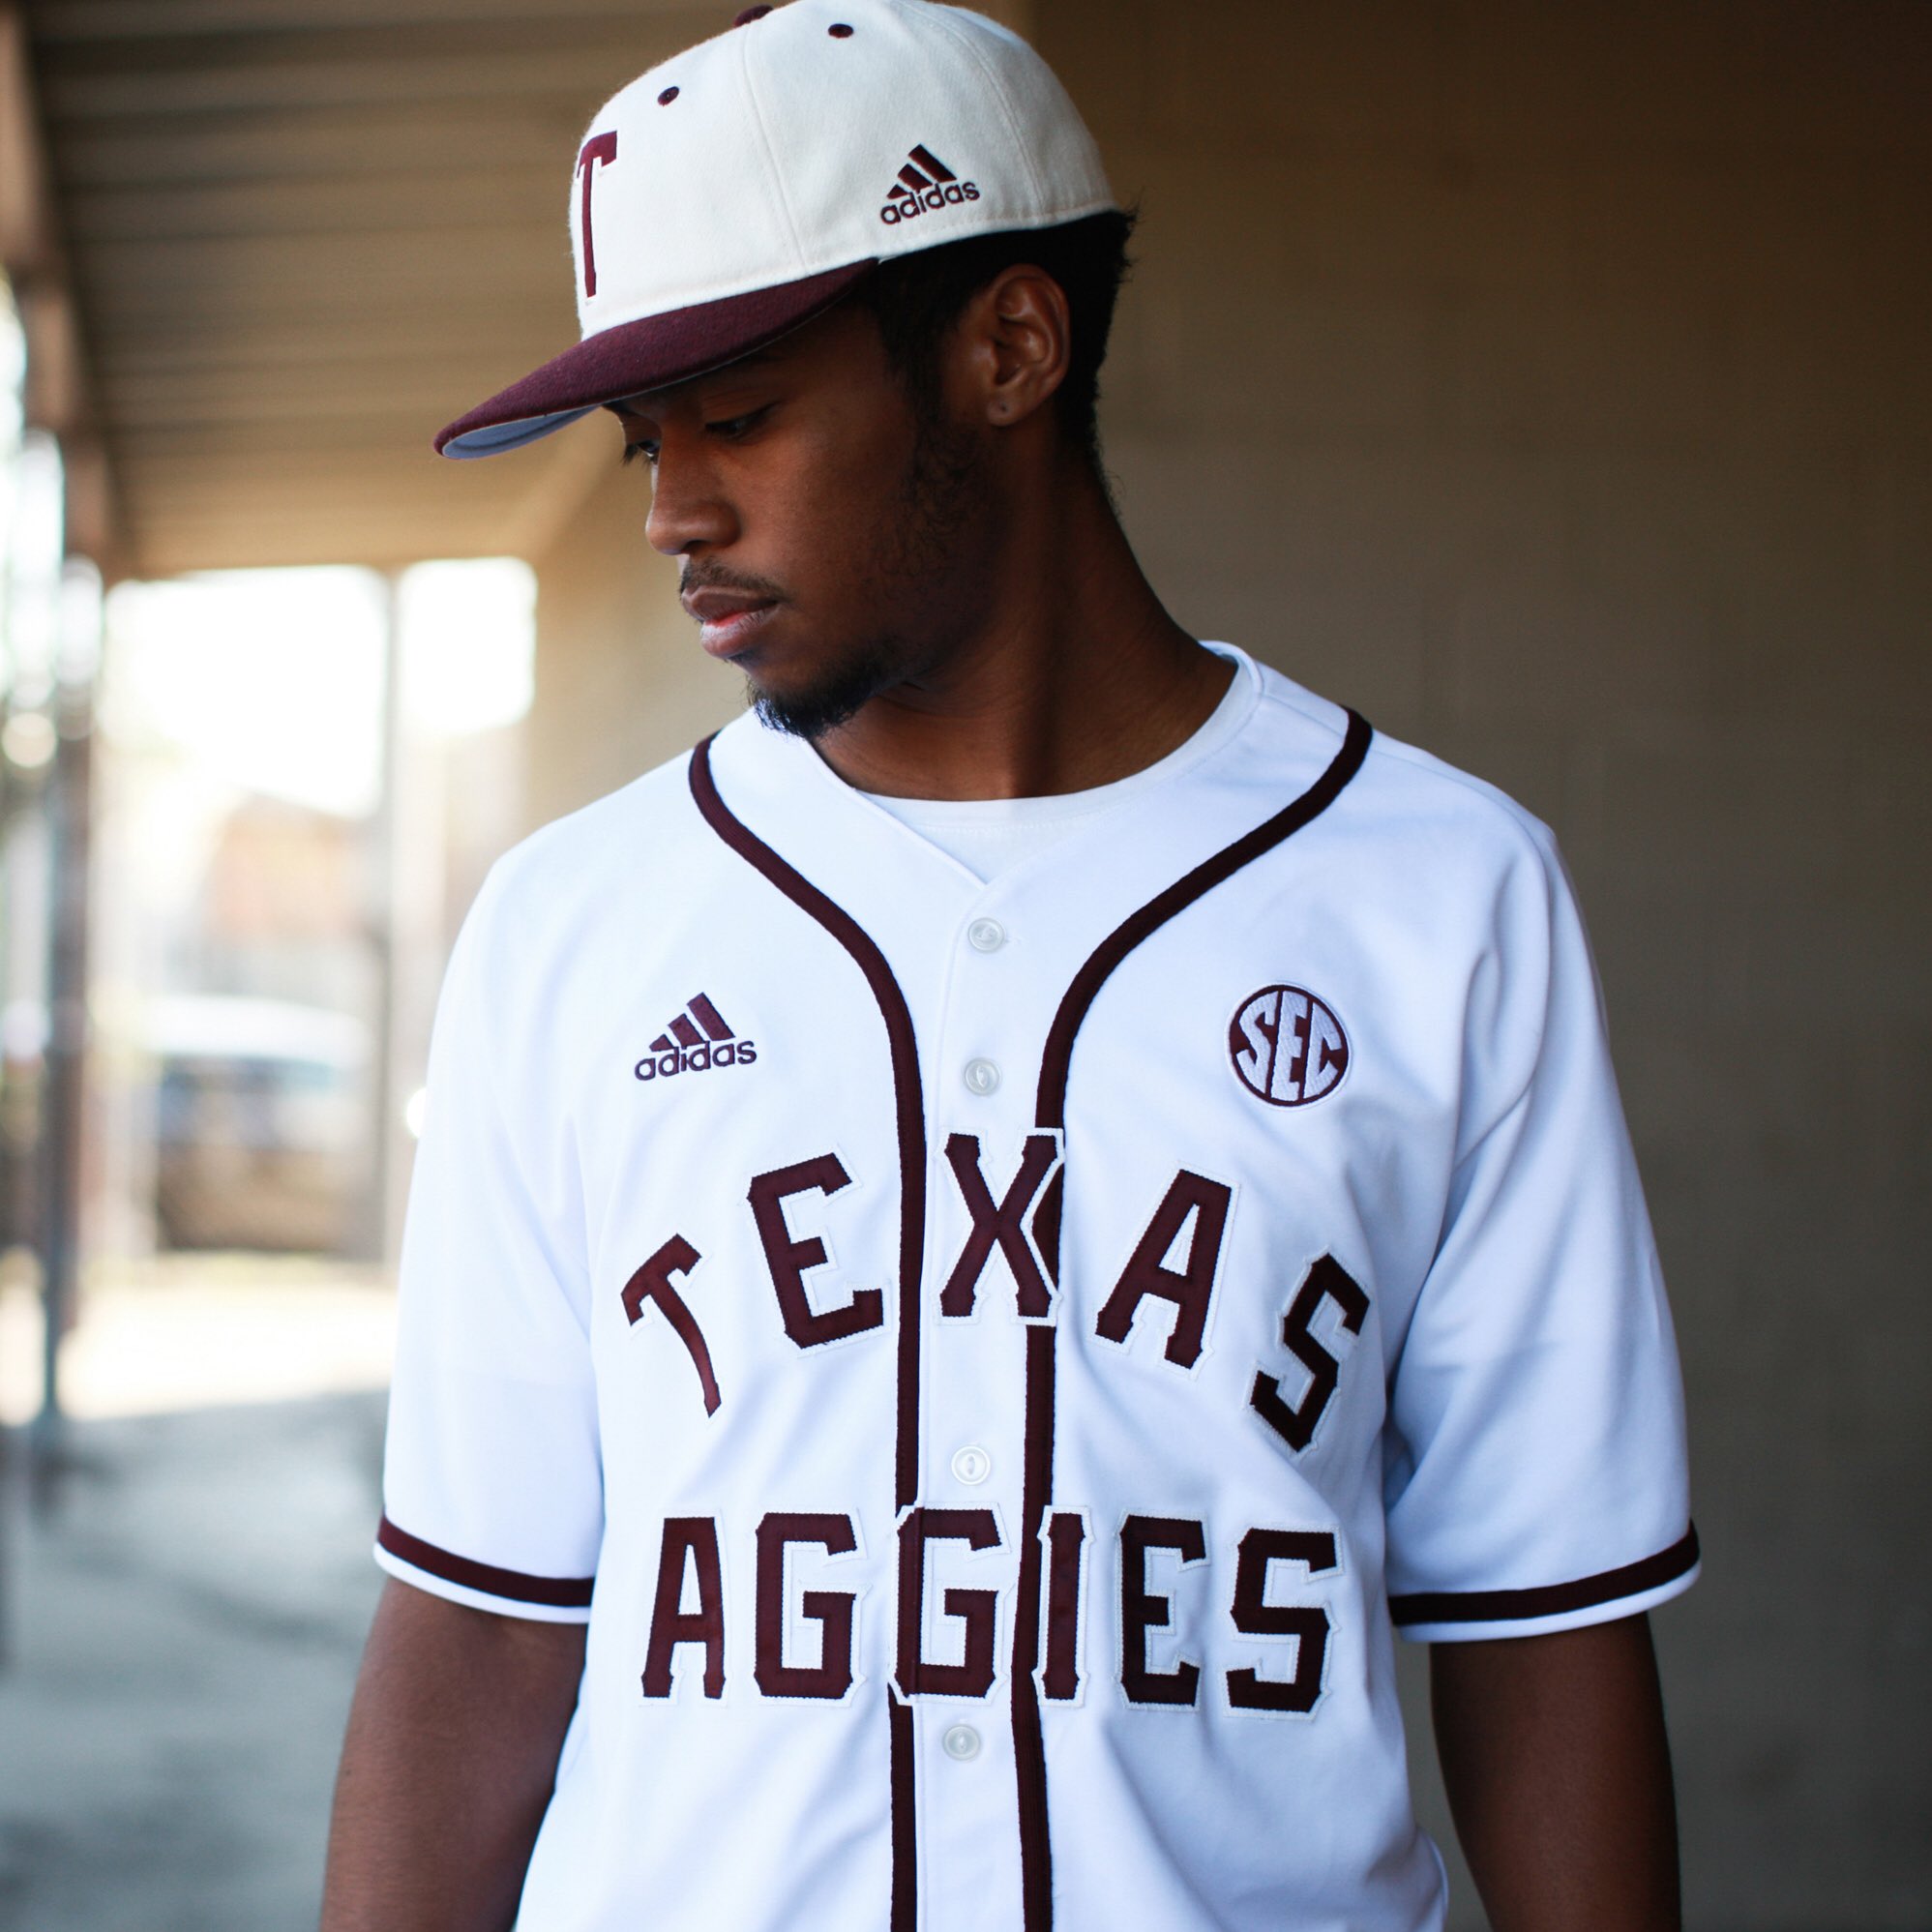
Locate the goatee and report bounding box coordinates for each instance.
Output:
[751,639,899,739]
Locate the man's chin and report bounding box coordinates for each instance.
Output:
[746,647,898,742]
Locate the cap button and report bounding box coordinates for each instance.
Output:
[733,4,773,22]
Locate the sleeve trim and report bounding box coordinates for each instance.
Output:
[377,1514,595,1610]
[1388,1523,1699,1628]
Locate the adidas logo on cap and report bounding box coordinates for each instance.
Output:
[878,143,980,226]
[635,994,758,1083]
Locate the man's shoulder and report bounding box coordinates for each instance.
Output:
[505,733,720,877]
[457,734,725,958]
[1248,657,1560,877]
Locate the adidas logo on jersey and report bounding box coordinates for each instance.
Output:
[635,994,757,1083]
[877,144,980,225]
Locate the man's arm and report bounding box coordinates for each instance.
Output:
[1430,1613,1680,1932]
[322,1577,586,1932]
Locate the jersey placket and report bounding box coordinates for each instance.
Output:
[910,896,1049,1932]
[691,707,1375,1932]
[695,734,1033,1928]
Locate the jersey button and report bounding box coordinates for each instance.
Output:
[950,1445,991,1486]
[966,918,1006,953]
[941,1724,982,1762]
[963,1057,1000,1096]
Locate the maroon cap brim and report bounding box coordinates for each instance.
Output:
[435,260,877,459]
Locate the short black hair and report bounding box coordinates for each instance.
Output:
[849,208,1138,471]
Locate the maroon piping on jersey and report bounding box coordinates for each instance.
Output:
[1389,1524,1701,1627]
[689,735,927,1932]
[1014,707,1374,1929]
[376,1514,595,1610]
[888,1697,916,1929]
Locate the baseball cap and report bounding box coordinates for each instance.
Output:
[435,0,1117,458]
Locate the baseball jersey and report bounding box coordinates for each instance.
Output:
[377,644,1696,1932]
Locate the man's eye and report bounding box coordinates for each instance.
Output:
[706,406,770,440]
[621,440,659,468]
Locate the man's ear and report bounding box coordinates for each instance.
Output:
[956,265,1071,431]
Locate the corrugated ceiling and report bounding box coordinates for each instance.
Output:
[24,0,724,576]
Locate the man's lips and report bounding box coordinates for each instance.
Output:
[680,585,780,657]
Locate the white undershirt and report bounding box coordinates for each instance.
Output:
[856,647,1254,883]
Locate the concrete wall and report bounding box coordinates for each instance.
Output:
[522,6,1931,1923]
[1047,7,1930,1925]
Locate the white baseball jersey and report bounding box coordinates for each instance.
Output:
[377,644,1696,1932]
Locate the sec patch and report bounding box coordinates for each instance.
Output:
[1229,985,1350,1108]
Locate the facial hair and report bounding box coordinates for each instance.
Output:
[751,411,988,741]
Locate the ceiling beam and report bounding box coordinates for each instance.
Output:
[30,0,712,43]
[18,0,883,576]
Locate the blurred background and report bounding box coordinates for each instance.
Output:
[0,1,1925,1926]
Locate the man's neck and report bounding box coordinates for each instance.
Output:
[813,461,1232,802]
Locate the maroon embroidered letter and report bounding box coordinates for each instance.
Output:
[1250,1255,1369,1451]
[1094,1172,1233,1367]
[939,1131,1062,1319]
[896,1507,1000,1699]
[1119,1515,1205,1706]
[755,1512,858,1700]
[575,131,618,298]
[749,1154,885,1348]
[1226,1529,1337,1714]
[620,1234,721,1415]
[1040,1511,1087,1701]
[641,1517,725,1699]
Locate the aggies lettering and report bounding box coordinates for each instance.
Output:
[624,1131,1364,1710]
[636,1508,1339,1715]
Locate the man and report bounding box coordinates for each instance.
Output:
[323,4,1697,1928]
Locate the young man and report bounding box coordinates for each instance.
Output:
[323,4,1697,1928]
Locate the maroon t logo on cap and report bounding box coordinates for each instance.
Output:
[576,132,619,298]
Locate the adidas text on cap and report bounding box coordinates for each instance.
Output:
[435,0,1117,459]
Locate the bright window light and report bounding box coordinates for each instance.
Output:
[104,567,388,817]
[2,709,55,768]
[399,557,536,738]
[7,431,66,707]
[0,279,22,445]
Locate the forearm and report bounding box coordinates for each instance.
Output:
[322,1577,586,1932]
[1430,1613,1680,1932]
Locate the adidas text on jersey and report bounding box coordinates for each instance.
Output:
[635,992,757,1081]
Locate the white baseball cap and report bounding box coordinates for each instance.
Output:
[435,0,1116,458]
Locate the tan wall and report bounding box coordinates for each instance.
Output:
[523,6,1931,1922]
[1042,6,1930,1924]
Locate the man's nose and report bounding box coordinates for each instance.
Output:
[645,445,739,556]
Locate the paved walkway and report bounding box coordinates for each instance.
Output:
[0,1392,387,1932]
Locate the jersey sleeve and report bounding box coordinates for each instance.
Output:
[1382,817,1697,1642]
[374,863,603,1621]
